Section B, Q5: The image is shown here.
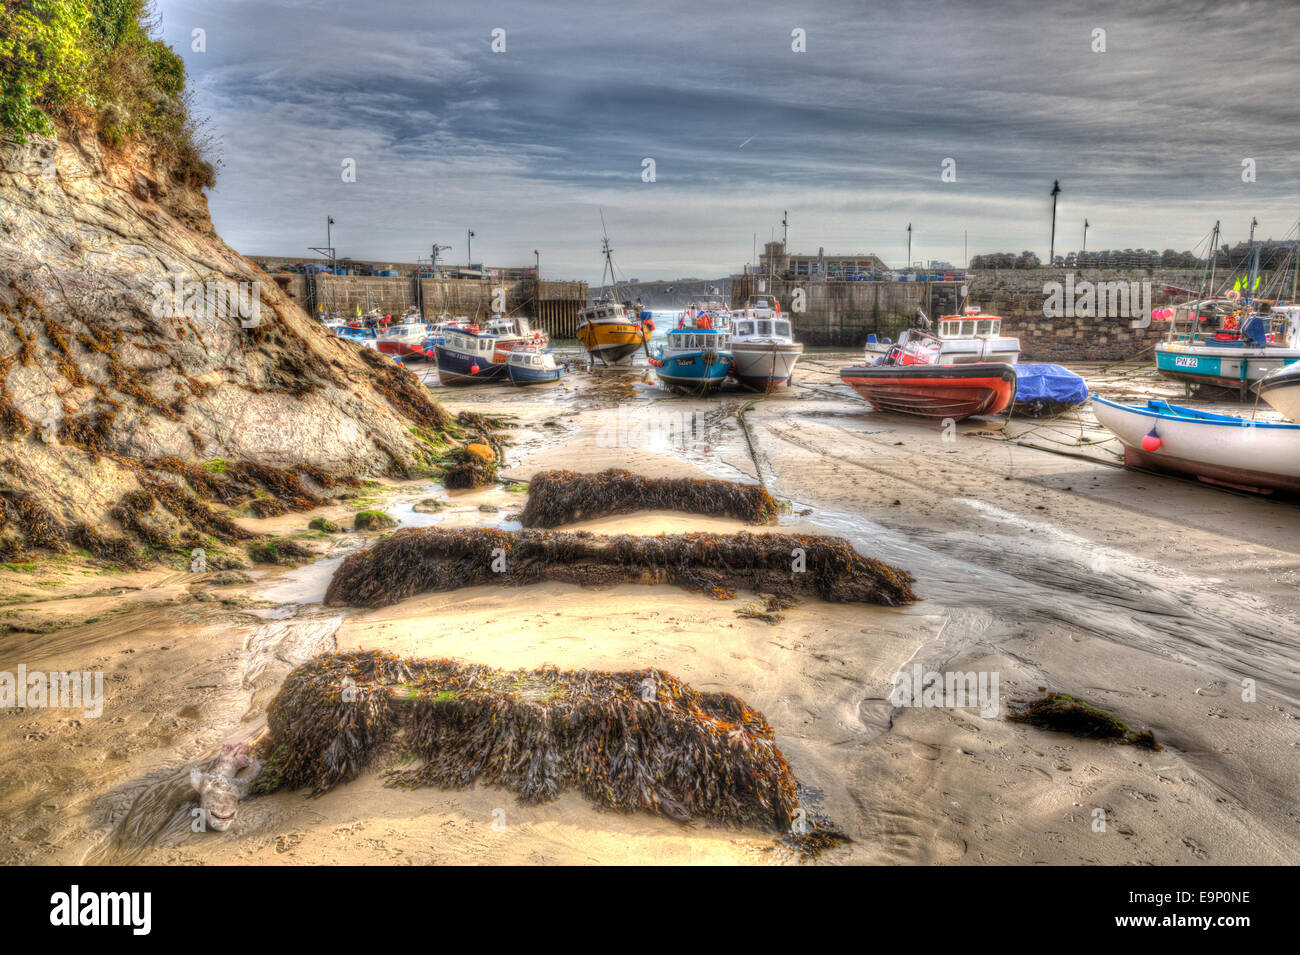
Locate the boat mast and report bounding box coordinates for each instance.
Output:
[1246,216,1260,305]
[1291,202,1299,304]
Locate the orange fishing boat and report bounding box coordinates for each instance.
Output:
[840,330,1016,420]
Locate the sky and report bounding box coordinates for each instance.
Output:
[157,0,1300,282]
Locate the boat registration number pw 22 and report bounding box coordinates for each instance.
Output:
[1174,356,1200,368]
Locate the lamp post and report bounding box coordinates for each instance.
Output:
[467,229,476,273]
[906,223,912,271]
[1049,180,1061,266]
[1082,218,1089,261]
[534,249,540,278]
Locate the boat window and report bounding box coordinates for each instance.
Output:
[758,321,772,336]
[960,321,976,335]
[977,320,993,335]
[737,321,753,336]
[776,321,790,336]
[989,320,1000,334]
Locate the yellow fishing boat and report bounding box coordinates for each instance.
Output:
[577,223,652,364]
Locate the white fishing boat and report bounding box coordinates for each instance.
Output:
[729,297,802,391]
[1091,396,1300,494]
[863,307,1019,365]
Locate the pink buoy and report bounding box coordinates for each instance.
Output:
[1141,429,1162,452]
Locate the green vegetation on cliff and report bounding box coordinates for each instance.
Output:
[0,0,213,185]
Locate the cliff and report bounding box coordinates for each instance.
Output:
[0,124,454,566]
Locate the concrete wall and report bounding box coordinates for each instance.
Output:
[733,274,963,346]
[734,267,1289,359]
[260,272,589,337]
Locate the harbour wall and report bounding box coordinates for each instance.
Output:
[734,268,1289,360]
[260,271,589,337]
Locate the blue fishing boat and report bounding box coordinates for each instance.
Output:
[649,303,734,393]
[433,324,509,386]
[506,349,565,385]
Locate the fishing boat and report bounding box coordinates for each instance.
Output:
[374,321,433,360]
[863,307,1019,365]
[649,303,734,393]
[575,222,652,364]
[1154,219,1300,397]
[729,297,803,391]
[1155,303,1300,397]
[840,329,1016,420]
[433,324,509,385]
[1092,397,1300,494]
[421,317,463,353]
[484,314,549,353]
[1255,361,1300,421]
[506,348,565,385]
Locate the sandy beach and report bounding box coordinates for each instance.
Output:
[0,352,1295,866]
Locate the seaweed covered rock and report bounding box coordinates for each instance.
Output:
[253,650,849,856]
[1007,691,1162,750]
[0,119,456,564]
[353,510,396,531]
[520,469,779,527]
[443,444,498,489]
[324,527,917,608]
[247,538,315,566]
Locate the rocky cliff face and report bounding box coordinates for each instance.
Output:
[0,124,452,565]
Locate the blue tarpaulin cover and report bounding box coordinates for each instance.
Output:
[1011,363,1089,407]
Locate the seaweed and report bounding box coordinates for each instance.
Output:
[247,538,315,565]
[521,469,779,528]
[0,489,69,552]
[68,522,142,567]
[1006,691,1163,750]
[324,527,917,609]
[252,650,850,859]
[442,444,498,489]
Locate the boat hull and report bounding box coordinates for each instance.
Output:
[508,364,564,385]
[731,342,803,391]
[1092,397,1300,493]
[1155,342,1300,391]
[1255,363,1300,421]
[433,344,508,386]
[654,352,734,393]
[839,363,1017,420]
[577,320,648,363]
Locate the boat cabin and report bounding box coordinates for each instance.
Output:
[734,316,793,341]
[938,315,1003,339]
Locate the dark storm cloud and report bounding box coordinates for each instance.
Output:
[158,0,1300,279]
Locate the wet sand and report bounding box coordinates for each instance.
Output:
[1,353,1297,865]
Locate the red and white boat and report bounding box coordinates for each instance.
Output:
[840,329,1017,420]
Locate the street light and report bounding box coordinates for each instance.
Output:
[906,223,912,270]
[467,229,476,272]
[1082,218,1089,259]
[1049,180,1061,266]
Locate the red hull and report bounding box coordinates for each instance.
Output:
[840,363,1017,420]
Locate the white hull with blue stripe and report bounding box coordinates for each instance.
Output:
[1092,397,1300,493]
